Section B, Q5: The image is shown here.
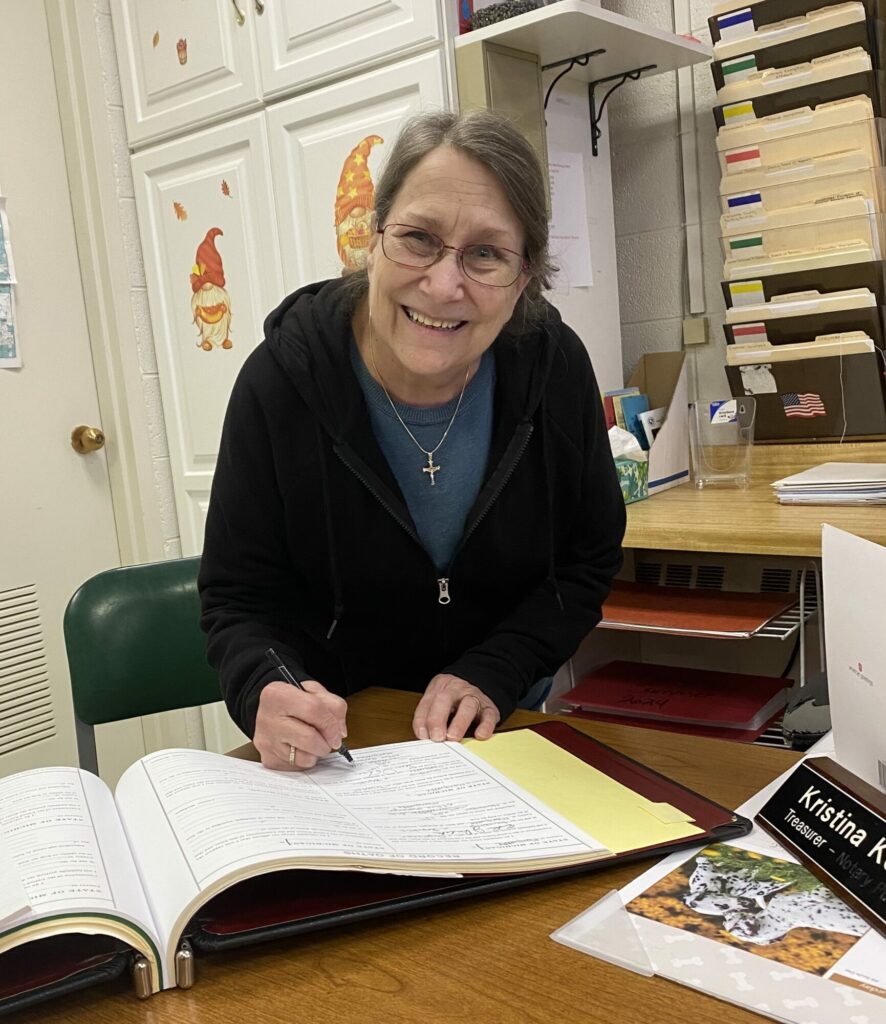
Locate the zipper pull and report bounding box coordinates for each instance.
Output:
[437,578,451,605]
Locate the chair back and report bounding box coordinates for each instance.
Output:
[64,557,220,771]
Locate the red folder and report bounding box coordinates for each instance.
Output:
[187,723,749,949]
[562,661,789,730]
[601,581,798,638]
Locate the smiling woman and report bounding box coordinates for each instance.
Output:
[198,109,626,773]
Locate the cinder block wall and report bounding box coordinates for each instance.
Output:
[604,0,732,401]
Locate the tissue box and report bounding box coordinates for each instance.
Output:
[615,457,649,504]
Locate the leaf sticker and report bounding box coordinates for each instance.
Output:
[152,31,160,48]
[221,180,232,198]
[173,201,188,222]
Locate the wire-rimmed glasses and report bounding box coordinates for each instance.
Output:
[376,223,529,288]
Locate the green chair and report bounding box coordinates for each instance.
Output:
[63,557,221,774]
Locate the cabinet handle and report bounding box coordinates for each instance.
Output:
[230,0,245,25]
[254,0,265,13]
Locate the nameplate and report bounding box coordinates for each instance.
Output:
[755,757,886,939]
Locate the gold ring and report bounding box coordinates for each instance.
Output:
[288,745,296,767]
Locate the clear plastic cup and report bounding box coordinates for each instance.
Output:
[689,397,755,489]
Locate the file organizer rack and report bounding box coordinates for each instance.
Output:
[710,0,886,442]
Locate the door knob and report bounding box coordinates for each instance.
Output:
[71,425,105,454]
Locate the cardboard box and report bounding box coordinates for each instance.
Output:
[627,352,690,494]
[726,350,886,440]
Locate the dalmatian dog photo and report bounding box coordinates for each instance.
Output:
[684,851,868,945]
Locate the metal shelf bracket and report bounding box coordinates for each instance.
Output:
[588,64,656,156]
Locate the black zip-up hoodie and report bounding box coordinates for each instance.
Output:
[199,278,625,737]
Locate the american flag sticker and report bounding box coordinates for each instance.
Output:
[729,279,765,306]
[722,101,756,123]
[726,191,763,210]
[781,392,827,418]
[717,7,755,40]
[732,321,768,341]
[722,55,757,82]
[725,147,762,171]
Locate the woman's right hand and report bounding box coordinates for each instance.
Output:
[253,679,349,770]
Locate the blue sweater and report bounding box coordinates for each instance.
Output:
[351,342,495,572]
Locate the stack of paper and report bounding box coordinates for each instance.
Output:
[725,286,876,321]
[719,119,880,179]
[770,461,886,503]
[725,329,875,364]
[716,46,872,105]
[713,2,866,62]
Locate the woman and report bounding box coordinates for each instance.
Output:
[199,108,625,770]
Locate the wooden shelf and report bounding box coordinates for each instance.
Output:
[454,0,712,81]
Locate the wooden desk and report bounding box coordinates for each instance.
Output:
[18,689,799,1024]
[625,441,886,556]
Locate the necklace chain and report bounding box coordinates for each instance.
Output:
[368,318,470,485]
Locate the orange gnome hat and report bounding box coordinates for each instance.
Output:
[334,135,383,238]
[190,227,225,292]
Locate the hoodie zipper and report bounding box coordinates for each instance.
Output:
[336,421,534,612]
[436,421,535,611]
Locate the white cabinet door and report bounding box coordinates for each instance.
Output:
[268,51,450,289]
[132,113,284,554]
[255,0,442,98]
[110,0,262,147]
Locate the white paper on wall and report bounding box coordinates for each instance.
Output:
[548,149,593,290]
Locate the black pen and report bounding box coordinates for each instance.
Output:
[265,648,354,764]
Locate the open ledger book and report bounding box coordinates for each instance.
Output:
[1,724,745,1010]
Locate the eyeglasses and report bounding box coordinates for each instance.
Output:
[376,223,529,288]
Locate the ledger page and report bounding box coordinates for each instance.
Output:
[0,768,157,938]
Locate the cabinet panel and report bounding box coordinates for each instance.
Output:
[111,0,262,146]
[131,114,284,553]
[268,51,450,289]
[255,0,442,98]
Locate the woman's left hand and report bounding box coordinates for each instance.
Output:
[413,674,500,742]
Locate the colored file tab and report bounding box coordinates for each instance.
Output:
[729,279,766,305]
[731,321,768,340]
[725,146,762,168]
[723,100,756,123]
[722,55,758,83]
[717,6,755,40]
[726,191,763,209]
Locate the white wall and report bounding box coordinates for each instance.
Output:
[603,0,733,401]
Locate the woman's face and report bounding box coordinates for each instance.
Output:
[365,145,529,403]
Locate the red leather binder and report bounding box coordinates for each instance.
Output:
[186,723,750,951]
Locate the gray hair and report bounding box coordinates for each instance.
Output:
[340,108,556,334]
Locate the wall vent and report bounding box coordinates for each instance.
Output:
[695,564,726,590]
[0,585,55,757]
[635,561,662,585]
[664,563,693,588]
[760,567,794,593]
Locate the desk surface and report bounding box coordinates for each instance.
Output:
[625,441,886,557]
[18,688,800,1024]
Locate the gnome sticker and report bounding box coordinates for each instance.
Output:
[334,135,383,271]
[190,227,232,351]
